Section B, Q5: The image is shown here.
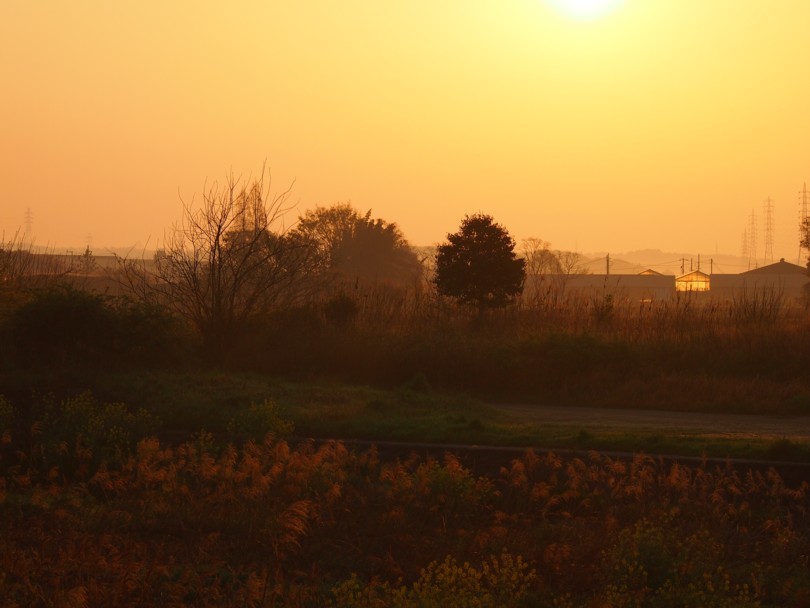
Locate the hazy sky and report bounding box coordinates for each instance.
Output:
[3,1,810,263]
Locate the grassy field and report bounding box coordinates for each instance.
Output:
[4,369,809,463]
[3,382,809,606]
[4,309,810,604]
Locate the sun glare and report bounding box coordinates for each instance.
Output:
[547,0,624,20]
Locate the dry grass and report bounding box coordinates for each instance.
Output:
[2,423,809,606]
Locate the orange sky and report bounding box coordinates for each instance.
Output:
[3,1,810,264]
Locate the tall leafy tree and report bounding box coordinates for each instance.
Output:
[293,203,422,287]
[434,214,525,309]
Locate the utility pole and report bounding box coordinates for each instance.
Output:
[606,253,610,275]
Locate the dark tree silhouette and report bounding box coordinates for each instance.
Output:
[434,213,525,309]
[292,203,422,288]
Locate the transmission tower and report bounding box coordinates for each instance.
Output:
[799,183,809,264]
[741,227,749,259]
[24,208,33,242]
[763,196,774,264]
[747,208,758,269]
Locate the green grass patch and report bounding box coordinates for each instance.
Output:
[3,369,810,463]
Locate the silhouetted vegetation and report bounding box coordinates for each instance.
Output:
[434,213,526,310]
[1,403,808,605]
[3,196,810,413]
[292,202,423,289]
[115,168,316,365]
[5,174,810,605]
[5,287,184,370]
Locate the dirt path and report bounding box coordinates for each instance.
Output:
[492,403,810,439]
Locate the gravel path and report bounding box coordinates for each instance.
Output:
[492,403,810,439]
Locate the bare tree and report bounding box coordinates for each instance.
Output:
[555,250,589,276]
[521,238,563,276]
[117,167,316,361]
[521,237,561,306]
[548,249,590,302]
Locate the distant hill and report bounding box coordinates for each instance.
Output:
[582,249,780,276]
[415,246,776,276]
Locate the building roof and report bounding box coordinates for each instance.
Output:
[676,270,711,281]
[742,259,807,276]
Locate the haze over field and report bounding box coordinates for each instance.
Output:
[3,1,810,261]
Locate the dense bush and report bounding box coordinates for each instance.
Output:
[8,287,116,367]
[331,553,538,607]
[4,287,185,370]
[6,280,810,413]
[32,391,158,474]
[227,398,295,442]
[113,299,191,368]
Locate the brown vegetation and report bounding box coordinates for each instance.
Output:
[1,418,808,605]
[3,174,810,604]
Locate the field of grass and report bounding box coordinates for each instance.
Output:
[0,284,810,608]
[7,188,810,604]
[3,369,809,463]
[4,288,810,604]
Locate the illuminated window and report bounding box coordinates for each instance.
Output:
[675,270,710,292]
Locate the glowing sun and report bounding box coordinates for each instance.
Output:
[547,0,624,20]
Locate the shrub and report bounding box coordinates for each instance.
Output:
[36,391,158,472]
[112,299,187,368]
[330,553,537,608]
[7,288,183,370]
[601,519,763,607]
[0,395,12,433]
[227,398,294,442]
[0,395,12,451]
[324,292,360,328]
[10,287,115,368]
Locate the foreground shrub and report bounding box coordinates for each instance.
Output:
[0,395,11,435]
[7,287,184,370]
[1,434,809,605]
[35,391,158,474]
[601,519,762,608]
[227,398,295,442]
[9,287,115,368]
[331,553,537,608]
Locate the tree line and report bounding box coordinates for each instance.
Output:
[109,168,526,363]
[4,167,810,409]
